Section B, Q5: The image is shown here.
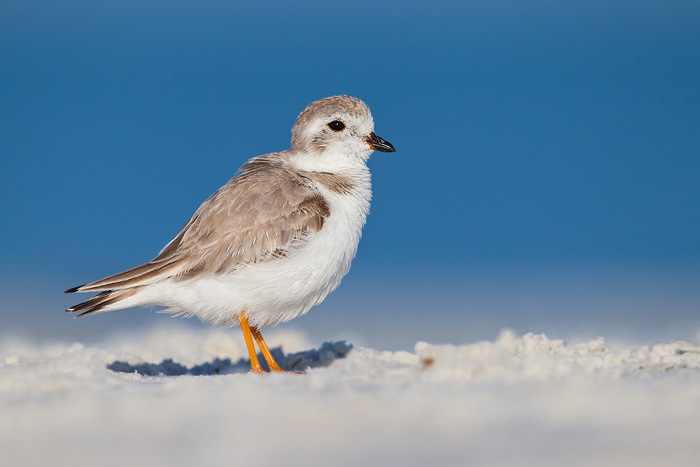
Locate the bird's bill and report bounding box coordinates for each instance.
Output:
[366,132,396,153]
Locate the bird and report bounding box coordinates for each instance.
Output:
[65,95,395,374]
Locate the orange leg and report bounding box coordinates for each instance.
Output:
[251,327,284,372]
[251,328,306,374]
[238,312,265,374]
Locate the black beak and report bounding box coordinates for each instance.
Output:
[367,132,396,153]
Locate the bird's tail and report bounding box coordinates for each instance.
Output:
[65,286,144,317]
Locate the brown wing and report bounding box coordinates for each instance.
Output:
[67,154,330,293]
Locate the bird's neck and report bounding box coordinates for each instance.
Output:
[286,148,371,175]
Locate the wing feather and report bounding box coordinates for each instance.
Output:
[66,154,330,293]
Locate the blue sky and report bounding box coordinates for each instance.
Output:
[1,1,699,347]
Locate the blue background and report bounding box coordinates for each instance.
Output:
[2,1,699,348]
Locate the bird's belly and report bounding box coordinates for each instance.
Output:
[157,207,364,328]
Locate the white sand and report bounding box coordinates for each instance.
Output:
[2,326,700,467]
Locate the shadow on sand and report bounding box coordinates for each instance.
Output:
[107,341,353,376]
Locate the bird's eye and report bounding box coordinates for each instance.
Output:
[327,120,346,131]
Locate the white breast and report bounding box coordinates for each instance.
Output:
[152,167,372,328]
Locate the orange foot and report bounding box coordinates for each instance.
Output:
[239,312,306,374]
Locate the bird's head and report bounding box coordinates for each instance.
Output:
[289,95,395,170]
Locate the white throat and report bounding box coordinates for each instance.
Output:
[290,147,372,174]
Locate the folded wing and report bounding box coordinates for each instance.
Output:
[66,154,330,315]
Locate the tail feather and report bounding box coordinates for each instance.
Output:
[66,287,143,317]
[65,259,181,293]
[66,291,112,312]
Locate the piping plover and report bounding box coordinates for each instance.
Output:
[65,95,395,373]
